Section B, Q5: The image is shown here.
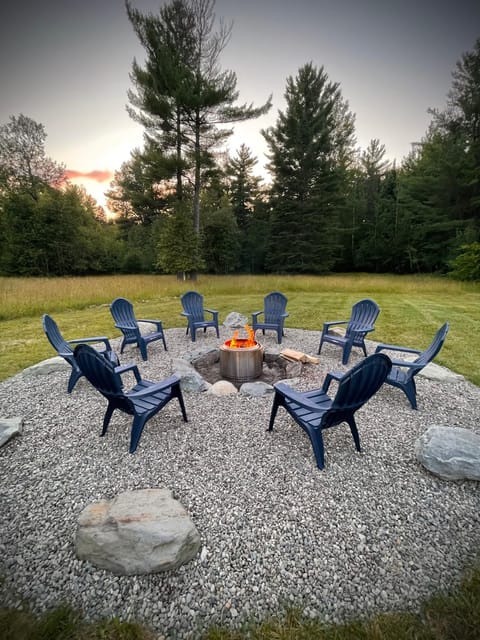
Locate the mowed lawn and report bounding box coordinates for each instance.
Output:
[0,273,479,386]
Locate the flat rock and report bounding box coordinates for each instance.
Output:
[22,356,69,378]
[415,425,480,481]
[75,488,201,575]
[0,417,23,447]
[208,380,238,395]
[239,381,274,397]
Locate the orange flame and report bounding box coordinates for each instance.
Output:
[225,324,257,349]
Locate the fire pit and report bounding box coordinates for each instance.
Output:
[219,325,264,383]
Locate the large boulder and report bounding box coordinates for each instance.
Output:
[75,488,201,575]
[415,425,480,481]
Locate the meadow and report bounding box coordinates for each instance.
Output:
[0,273,479,384]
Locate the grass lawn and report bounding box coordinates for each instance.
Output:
[0,273,479,384]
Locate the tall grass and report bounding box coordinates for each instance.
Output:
[1,273,479,384]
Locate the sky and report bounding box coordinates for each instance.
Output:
[1,0,479,211]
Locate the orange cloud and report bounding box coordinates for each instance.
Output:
[65,169,113,183]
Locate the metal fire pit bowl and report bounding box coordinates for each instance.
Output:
[219,342,264,383]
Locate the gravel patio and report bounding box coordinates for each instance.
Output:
[0,326,479,639]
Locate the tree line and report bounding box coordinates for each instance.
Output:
[0,0,478,280]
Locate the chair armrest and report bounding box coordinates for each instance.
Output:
[115,363,141,382]
[252,311,263,321]
[390,359,424,371]
[321,370,344,393]
[375,343,421,355]
[274,382,332,413]
[323,320,347,330]
[281,312,289,319]
[181,311,191,318]
[205,308,219,320]
[137,319,163,331]
[68,336,112,349]
[129,375,181,398]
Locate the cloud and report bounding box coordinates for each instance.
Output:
[65,169,113,183]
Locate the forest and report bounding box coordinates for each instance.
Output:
[0,0,478,281]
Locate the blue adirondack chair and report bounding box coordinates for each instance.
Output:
[251,291,289,344]
[42,314,118,393]
[318,298,380,365]
[110,297,167,361]
[74,344,188,453]
[180,291,219,342]
[374,322,449,409]
[268,353,392,469]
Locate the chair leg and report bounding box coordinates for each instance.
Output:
[268,393,282,431]
[318,337,324,355]
[347,416,361,452]
[173,383,188,422]
[102,404,115,436]
[342,341,353,365]
[308,429,326,470]
[161,334,168,351]
[67,368,82,393]
[403,380,418,410]
[129,415,148,453]
[139,340,148,361]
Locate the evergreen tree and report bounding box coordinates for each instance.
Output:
[226,144,262,271]
[262,63,355,273]
[126,0,271,246]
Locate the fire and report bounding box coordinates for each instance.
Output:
[225,324,257,349]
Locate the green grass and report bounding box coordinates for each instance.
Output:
[1,273,479,384]
[1,272,479,637]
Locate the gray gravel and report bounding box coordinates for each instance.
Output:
[1,326,479,639]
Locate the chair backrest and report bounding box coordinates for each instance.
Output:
[324,353,391,426]
[42,314,73,356]
[110,298,139,338]
[74,344,133,412]
[264,291,288,323]
[346,298,380,338]
[181,291,205,322]
[413,322,449,368]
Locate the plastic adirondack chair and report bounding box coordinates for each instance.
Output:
[74,344,188,453]
[268,353,392,469]
[318,298,380,365]
[42,313,118,393]
[180,291,219,342]
[251,291,289,344]
[374,322,449,409]
[110,297,167,361]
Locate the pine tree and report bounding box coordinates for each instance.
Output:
[262,63,355,273]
